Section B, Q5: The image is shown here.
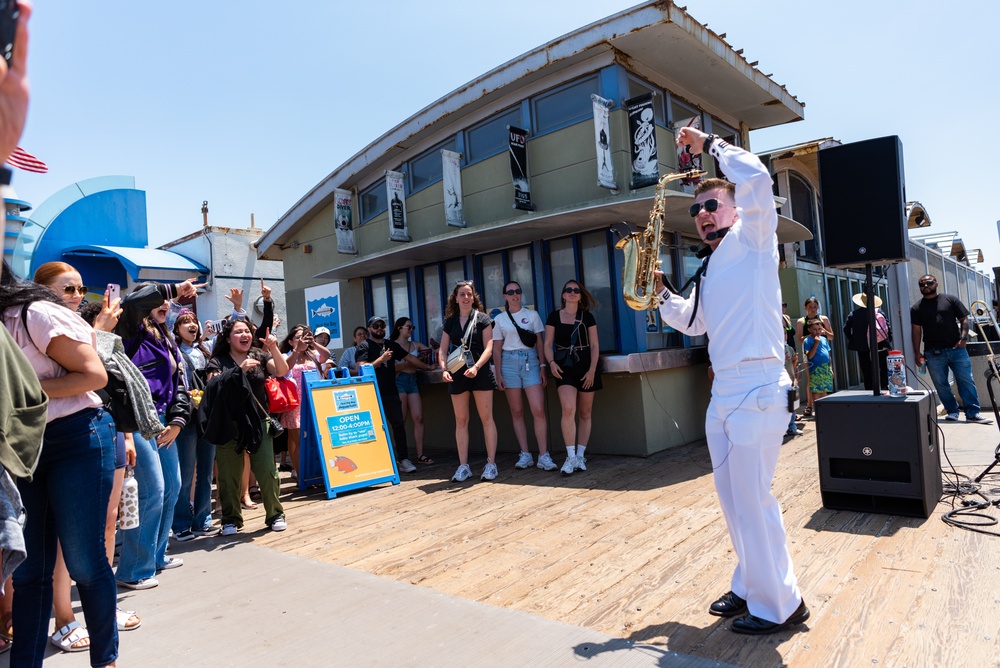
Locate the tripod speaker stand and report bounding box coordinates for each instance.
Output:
[969,301,1000,483]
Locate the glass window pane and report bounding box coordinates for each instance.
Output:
[580,231,614,352]
[361,179,388,222]
[422,266,443,346]
[371,279,388,322]
[549,238,576,309]
[508,246,536,311]
[467,107,521,163]
[410,138,457,192]
[444,259,466,290]
[669,97,702,131]
[480,252,505,314]
[533,76,599,135]
[390,272,409,328]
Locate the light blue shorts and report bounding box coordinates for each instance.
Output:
[395,371,419,395]
[500,349,542,389]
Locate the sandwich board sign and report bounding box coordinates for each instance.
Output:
[298,367,399,499]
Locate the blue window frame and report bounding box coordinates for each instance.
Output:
[531,75,600,136]
[409,137,458,194]
[466,106,522,165]
[360,178,388,223]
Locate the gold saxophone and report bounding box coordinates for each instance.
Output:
[615,169,706,311]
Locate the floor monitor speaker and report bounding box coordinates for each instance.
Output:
[815,390,940,518]
[818,136,907,269]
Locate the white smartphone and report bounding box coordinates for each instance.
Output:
[107,283,121,302]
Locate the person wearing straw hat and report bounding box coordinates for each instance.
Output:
[843,292,891,391]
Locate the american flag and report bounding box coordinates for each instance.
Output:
[6,146,48,173]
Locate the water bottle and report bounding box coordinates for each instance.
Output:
[118,464,139,530]
[886,350,906,396]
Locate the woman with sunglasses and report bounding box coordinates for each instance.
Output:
[339,326,368,376]
[391,317,434,464]
[794,297,835,417]
[492,282,555,471]
[545,280,602,475]
[439,281,498,482]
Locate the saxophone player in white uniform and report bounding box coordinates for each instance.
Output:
[655,127,809,635]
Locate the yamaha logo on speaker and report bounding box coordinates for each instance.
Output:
[862,447,873,456]
[858,246,867,254]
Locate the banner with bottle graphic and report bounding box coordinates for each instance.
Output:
[334,188,357,254]
[441,149,466,228]
[508,126,534,211]
[626,93,658,189]
[385,170,410,242]
[591,94,617,191]
[672,114,703,193]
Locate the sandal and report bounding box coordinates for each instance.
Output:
[241,498,258,510]
[117,607,142,632]
[50,620,89,653]
[803,406,813,418]
[416,454,434,465]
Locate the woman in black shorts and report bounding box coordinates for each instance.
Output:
[438,280,498,483]
[545,279,602,476]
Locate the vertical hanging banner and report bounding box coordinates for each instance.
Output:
[385,170,410,242]
[626,93,658,189]
[304,282,343,349]
[508,126,534,211]
[673,115,703,193]
[441,149,467,228]
[334,188,357,255]
[591,94,617,191]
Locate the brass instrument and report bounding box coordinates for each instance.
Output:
[615,169,706,311]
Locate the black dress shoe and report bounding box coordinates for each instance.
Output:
[709,591,748,618]
[731,599,810,635]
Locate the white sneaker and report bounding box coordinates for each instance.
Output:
[452,464,472,482]
[575,456,587,472]
[220,524,240,536]
[561,456,576,475]
[157,557,183,571]
[398,459,417,473]
[481,462,499,481]
[514,452,534,469]
[537,452,558,471]
[270,517,287,532]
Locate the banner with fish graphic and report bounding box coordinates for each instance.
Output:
[385,169,411,242]
[304,282,342,349]
[296,367,400,499]
[441,149,466,227]
[591,94,617,191]
[334,188,357,255]
[626,93,658,189]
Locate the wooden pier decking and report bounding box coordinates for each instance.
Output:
[253,421,1000,667]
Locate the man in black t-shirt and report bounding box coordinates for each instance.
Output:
[355,316,432,472]
[910,274,991,424]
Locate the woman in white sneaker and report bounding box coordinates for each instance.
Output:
[439,281,498,482]
[545,280,602,475]
[491,281,555,471]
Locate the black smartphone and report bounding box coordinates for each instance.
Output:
[0,0,18,67]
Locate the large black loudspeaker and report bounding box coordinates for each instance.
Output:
[818,136,908,269]
[815,391,941,518]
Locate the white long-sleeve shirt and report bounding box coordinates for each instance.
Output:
[657,139,784,373]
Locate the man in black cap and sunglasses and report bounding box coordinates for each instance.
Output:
[654,127,808,635]
[911,274,991,424]
[355,315,433,473]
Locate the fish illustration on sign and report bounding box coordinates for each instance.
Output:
[332,456,358,473]
[311,304,336,318]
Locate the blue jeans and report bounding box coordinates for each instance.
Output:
[172,422,216,534]
[925,347,981,417]
[13,408,119,668]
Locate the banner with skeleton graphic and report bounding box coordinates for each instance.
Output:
[441,149,466,228]
[673,114,703,193]
[385,170,410,242]
[508,126,534,211]
[591,94,616,190]
[626,93,658,189]
[334,188,357,255]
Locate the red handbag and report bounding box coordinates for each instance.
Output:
[265,377,300,413]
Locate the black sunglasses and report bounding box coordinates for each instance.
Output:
[62,285,88,296]
[563,287,582,294]
[918,280,937,287]
[370,323,386,329]
[504,288,522,295]
[689,199,725,218]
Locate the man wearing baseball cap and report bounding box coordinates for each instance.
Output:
[355,316,432,473]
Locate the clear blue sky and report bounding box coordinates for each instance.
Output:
[14,0,1000,277]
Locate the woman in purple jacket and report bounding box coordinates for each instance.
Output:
[113,280,198,590]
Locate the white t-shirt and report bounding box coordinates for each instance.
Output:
[492,308,544,352]
[3,300,103,421]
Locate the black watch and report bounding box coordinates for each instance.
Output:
[703,133,717,154]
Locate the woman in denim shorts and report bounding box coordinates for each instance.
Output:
[492,281,556,471]
[391,317,434,464]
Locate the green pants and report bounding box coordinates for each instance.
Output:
[215,421,284,528]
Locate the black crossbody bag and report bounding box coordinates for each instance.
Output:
[506,310,538,347]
